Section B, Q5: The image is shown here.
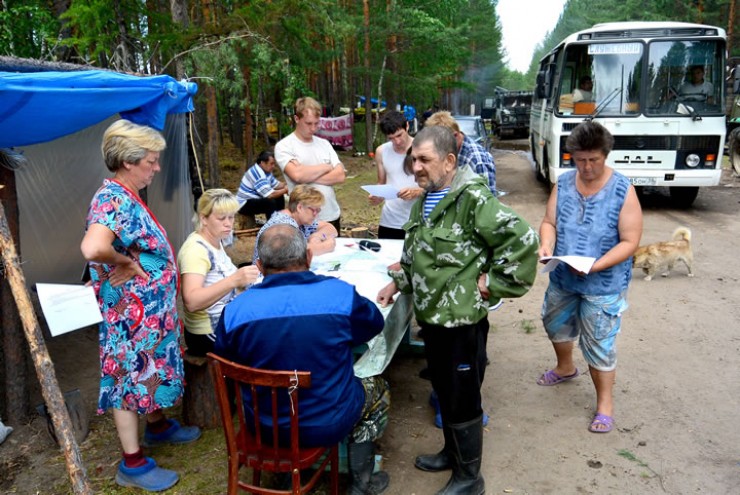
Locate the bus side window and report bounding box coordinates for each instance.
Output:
[558,66,575,113]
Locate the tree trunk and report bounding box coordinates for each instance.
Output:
[258,75,271,149]
[363,0,372,153]
[728,0,736,57]
[112,1,136,71]
[205,86,220,186]
[0,202,92,495]
[373,55,387,146]
[242,63,254,175]
[202,0,219,187]
[50,0,77,63]
[168,0,190,80]
[386,0,398,109]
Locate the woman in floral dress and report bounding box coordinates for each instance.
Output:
[81,119,200,492]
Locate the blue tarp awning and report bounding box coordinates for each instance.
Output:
[0,70,198,147]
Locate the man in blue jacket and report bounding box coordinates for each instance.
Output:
[214,224,390,495]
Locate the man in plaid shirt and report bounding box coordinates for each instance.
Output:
[425,111,496,196]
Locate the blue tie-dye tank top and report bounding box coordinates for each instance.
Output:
[551,170,632,295]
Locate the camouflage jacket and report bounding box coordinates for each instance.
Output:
[389,166,538,327]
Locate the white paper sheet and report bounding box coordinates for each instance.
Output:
[539,255,596,274]
[36,283,103,336]
[361,184,400,200]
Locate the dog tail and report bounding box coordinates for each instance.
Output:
[672,227,691,243]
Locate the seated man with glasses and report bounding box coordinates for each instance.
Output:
[252,185,338,264]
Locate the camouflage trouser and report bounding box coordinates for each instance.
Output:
[350,376,390,443]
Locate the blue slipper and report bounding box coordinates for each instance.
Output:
[116,457,179,491]
[143,419,201,447]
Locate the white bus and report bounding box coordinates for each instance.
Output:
[530,22,726,207]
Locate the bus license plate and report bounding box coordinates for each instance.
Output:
[630,177,657,186]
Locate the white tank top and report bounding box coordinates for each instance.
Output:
[379,142,418,229]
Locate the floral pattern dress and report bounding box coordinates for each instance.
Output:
[86,179,184,415]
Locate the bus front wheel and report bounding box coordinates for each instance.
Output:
[728,127,740,176]
[534,142,549,183]
[669,186,699,208]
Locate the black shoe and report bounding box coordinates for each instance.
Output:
[415,449,452,472]
[415,425,453,472]
[348,441,390,495]
[435,416,485,495]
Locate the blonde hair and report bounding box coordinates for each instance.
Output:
[424,111,461,133]
[101,119,166,172]
[195,189,239,229]
[294,97,321,119]
[287,185,325,212]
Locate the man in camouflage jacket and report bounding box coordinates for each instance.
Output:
[378,126,538,495]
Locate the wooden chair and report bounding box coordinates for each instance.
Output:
[207,353,339,495]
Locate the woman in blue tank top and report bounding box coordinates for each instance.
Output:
[536,121,643,434]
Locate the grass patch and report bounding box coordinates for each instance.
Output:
[617,449,665,490]
[520,319,537,334]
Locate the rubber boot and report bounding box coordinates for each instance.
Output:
[436,416,485,495]
[414,425,453,472]
[347,441,390,495]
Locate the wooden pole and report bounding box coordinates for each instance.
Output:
[0,170,30,423]
[0,201,92,495]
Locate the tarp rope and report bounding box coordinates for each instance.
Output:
[188,112,205,193]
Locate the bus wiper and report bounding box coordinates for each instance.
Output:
[677,102,703,121]
[586,87,623,121]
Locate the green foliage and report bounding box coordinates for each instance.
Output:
[0,1,57,59]
[59,0,146,68]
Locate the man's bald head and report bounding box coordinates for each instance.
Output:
[256,224,310,274]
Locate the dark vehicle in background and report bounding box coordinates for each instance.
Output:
[491,90,533,138]
[453,115,490,148]
[725,57,740,175]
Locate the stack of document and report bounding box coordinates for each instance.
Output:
[539,255,596,274]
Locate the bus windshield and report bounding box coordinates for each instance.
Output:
[556,39,724,117]
[557,42,642,117]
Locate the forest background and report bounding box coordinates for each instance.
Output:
[2,0,738,190]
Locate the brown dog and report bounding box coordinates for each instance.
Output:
[632,227,693,281]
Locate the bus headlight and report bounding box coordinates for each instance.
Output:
[685,154,701,168]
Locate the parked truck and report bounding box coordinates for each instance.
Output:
[725,57,740,175]
[491,89,533,138]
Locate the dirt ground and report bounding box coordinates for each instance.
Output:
[3,142,740,494]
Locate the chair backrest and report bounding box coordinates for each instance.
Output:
[208,352,311,467]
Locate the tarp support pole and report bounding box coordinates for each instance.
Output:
[0,200,92,495]
[0,168,30,424]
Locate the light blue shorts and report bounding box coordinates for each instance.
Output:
[541,284,628,372]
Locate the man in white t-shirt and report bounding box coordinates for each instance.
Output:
[274,97,346,232]
[573,75,594,103]
[369,110,422,239]
[678,65,714,103]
